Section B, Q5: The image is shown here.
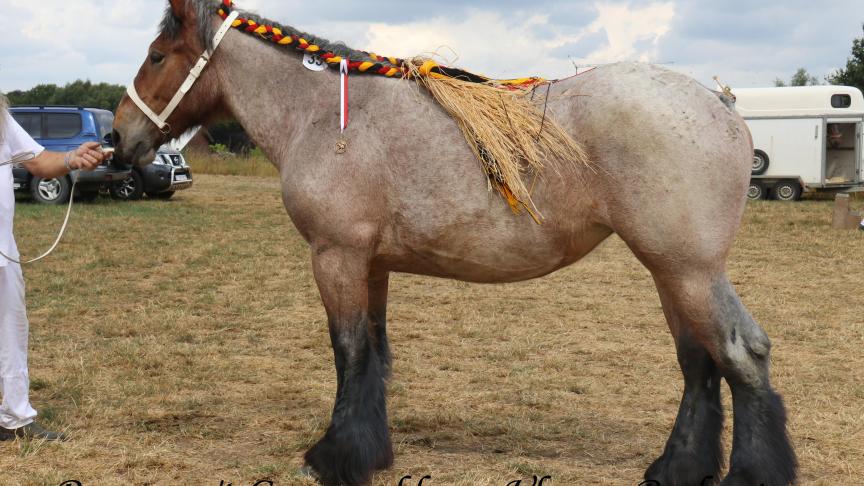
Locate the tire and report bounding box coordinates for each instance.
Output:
[147,191,175,200]
[752,150,769,175]
[110,170,144,201]
[30,176,71,205]
[747,182,767,201]
[773,181,801,201]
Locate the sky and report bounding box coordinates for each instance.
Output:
[1,0,863,93]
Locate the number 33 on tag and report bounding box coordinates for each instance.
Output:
[303,53,326,72]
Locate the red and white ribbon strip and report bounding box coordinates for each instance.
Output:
[340,59,349,133]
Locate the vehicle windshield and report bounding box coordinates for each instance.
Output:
[93,111,115,145]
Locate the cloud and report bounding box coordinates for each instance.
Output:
[1,0,864,93]
[658,1,864,87]
[552,2,675,65]
[359,11,574,79]
[1,0,162,90]
[349,2,675,80]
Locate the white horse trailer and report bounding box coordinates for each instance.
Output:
[732,86,864,200]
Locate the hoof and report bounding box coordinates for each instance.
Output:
[720,467,794,486]
[645,449,721,486]
[719,471,750,486]
[304,428,393,486]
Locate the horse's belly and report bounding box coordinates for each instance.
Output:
[379,221,612,283]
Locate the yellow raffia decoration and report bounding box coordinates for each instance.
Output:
[404,60,590,223]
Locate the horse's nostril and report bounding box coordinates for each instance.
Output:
[111,130,121,147]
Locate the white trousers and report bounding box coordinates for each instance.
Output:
[0,264,36,429]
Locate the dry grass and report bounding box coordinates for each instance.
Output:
[2,175,862,485]
[186,152,280,178]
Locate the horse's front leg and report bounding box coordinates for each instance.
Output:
[368,271,392,377]
[304,248,393,486]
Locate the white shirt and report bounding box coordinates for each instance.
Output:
[1,111,45,267]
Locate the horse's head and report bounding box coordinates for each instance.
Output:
[113,0,227,166]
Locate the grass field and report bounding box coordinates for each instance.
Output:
[2,174,863,485]
[186,152,280,178]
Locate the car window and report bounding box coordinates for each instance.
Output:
[44,113,82,139]
[11,113,43,139]
[93,111,115,143]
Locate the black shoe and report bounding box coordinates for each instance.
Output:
[0,422,68,442]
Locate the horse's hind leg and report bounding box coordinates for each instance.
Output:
[644,278,724,485]
[713,277,796,486]
[303,249,393,486]
[644,270,796,486]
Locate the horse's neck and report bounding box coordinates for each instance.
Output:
[214,31,344,163]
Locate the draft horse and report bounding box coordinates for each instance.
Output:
[112,1,797,485]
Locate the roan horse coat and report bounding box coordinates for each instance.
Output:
[112,2,797,485]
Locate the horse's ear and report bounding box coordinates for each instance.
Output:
[168,0,190,20]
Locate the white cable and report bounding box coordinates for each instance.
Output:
[0,152,36,167]
[0,151,78,265]
[0,180,77,265]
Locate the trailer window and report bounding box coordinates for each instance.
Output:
[831,94,852,108]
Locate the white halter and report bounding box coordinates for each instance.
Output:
[126,10,240,134]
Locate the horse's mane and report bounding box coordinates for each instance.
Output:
[161,0,590,223]
[161,0,375,64]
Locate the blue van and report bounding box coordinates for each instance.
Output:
[9,106,130,204]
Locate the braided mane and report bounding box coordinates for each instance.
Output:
[161,0,588,223]
[161,0,410,77]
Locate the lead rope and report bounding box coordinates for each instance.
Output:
[0,152,78,265]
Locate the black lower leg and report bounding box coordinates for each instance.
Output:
[371,317,391,377]
[369,273,392,377]
[305,315,393,486]
[646,333,724,486]
[712,278,796,486]
[721,382,796,486]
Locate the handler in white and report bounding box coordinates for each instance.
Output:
[0,93,106,441]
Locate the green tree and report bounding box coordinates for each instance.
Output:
[828,23,864,92]
[6,80,125,111]
[774,68,820,87]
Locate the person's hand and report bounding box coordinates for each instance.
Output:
[67,142,107,171]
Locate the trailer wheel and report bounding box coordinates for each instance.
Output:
[773,181,801,201]
[747,182,767,200]
[752,150,769,175]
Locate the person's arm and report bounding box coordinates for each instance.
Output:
[22,142,107,179]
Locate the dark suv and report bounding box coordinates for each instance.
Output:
[109,145,193,201]
[9,106,130,203]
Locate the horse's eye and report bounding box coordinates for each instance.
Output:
[150,51,166,65]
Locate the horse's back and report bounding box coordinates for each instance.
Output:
[290,62,751,282]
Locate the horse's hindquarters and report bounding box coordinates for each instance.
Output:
[557,63,752,271]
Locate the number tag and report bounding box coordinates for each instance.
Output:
[303,53,326,72]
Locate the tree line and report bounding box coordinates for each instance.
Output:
[4,23,864,139]
[5,80,250,152]
[5,80,126,111]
